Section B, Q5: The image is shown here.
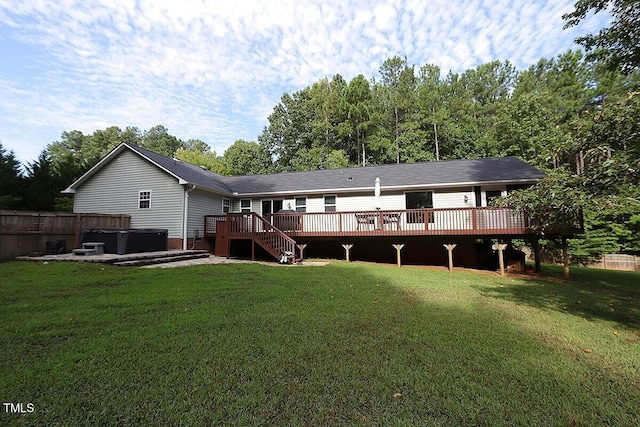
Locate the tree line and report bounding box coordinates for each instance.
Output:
[1,0,638,262]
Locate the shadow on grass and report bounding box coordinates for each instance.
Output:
[479,265,640,329]
[1,261,639,425]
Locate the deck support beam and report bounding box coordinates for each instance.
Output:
[341,244,354,262]
[443,244,457,272]
[296,244,307,261]
[392,244,405,267]
[492,243,508,275]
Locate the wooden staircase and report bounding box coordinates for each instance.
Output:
[252,214,297,263]
[224,213,298,263]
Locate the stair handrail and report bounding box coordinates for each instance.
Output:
[227,212,296,262]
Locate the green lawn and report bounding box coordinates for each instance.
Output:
[1,261,638,426]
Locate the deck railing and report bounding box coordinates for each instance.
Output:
[267,208,527,236]
[205,207,530,238]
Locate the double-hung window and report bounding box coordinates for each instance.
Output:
[222,198,230,213]
[240,199,251,213]
[324,195,336,212]
[138,191,151,209]
[295,197,307,213]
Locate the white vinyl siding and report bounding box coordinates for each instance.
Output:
[73,150,184,237]
[432,188,474,208]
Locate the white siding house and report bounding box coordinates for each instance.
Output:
[64,143,545,253]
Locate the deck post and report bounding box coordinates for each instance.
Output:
[443,244,457,272]
[341,244,354,262]
[296,244,307,261]
[492,243,508,275]
[392,244,405,267]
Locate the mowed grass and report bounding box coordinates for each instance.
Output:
[0,261,638,426]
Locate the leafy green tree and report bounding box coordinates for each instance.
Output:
[141,125,185,157]
[343,74,373,166]
[174,147,228,175]
[46,130,92,173]
[498,168,585,278]
[290,146,348,171]
[87,126,141,164]
[564,0,640,75]
[377,56,417,163]
[0,142,23,209]
[572,89,640,254]
[184,139,211,153]
[416,64,447,161]
[222,140,274,175]
[23,151,58,211]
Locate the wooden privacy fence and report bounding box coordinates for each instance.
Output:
[590,254,640,272]
[0,211,130,260]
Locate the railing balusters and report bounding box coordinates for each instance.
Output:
[207,207,529,239]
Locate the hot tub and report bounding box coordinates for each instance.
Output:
[81,228,168,254]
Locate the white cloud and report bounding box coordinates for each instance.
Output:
[0,0,612,164]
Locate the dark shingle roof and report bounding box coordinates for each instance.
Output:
[71,144,542,196]
[128,144,233,194]
[223,156,544,195]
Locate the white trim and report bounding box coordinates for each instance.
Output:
[138,190,152,209]
[323,194,337,212]
[260,198,284,215]
[240,199,252,213]
[233,179,540,198]
[182,184,196,250]
[294,196,307,213]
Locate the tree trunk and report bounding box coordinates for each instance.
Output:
[433,122,440,161]
[532,238,541,273]
[362,142,366,167]
[394,106,400,164]
[562,236,570,279]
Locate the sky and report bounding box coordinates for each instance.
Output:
[0,0,610,166]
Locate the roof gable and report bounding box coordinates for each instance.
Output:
[64,143,233,194]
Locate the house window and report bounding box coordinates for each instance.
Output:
[295,197,307,213]
[240,199,251,213]
[324,195,336,212]
[138,191,151,209]
[222,198,230,213]
[405,191,434,223]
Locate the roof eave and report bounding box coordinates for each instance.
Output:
[231,177,542,197]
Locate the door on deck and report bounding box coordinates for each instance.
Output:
[261,200,284,218]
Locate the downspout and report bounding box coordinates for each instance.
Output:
[183,184,196,250]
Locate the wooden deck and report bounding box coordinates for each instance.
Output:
[205,207,533,239]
